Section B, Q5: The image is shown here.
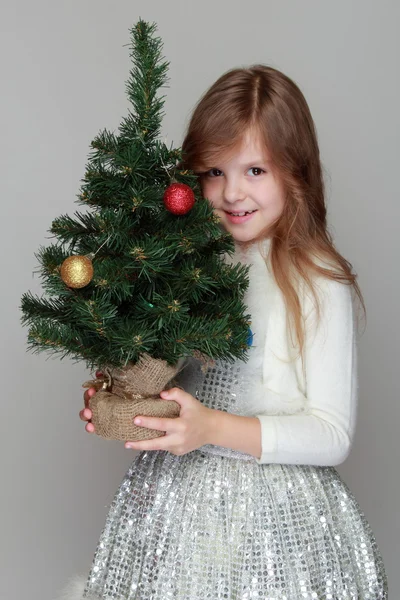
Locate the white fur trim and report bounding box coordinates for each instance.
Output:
[55,575,99,600]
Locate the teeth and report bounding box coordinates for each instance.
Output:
[229,210,255,216]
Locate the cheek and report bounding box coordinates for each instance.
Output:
[258,188,285,220]
[200,182,217,205]
[258,182,283,208]
[200,181,208,198]
[269,182,285,210]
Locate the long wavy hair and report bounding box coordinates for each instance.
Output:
[181,65,366,358]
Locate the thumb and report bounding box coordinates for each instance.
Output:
[160,387,186,403]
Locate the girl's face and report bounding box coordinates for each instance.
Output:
[199,130,285,243]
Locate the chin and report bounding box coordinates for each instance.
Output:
[230,229,265,244]
[232,233,257,244]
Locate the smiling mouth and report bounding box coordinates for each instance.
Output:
[225,210,257,216]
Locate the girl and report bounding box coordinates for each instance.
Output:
[64,65,388,599]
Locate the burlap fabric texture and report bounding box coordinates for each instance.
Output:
[82,353,188,442]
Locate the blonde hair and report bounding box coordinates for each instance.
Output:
[181,65,366,358]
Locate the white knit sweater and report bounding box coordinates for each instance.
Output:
[224,238,358,467]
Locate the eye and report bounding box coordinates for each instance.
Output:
[206,168,223,178]
[248,167,265,177]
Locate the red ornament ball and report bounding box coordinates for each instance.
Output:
[163,183,195,215]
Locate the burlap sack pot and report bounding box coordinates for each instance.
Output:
[82,353,188,441]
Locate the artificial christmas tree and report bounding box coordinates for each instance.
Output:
[20,19,251,441]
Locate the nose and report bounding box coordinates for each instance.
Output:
[223,176,246,204]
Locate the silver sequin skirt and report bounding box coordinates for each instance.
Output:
[78,447,388,600]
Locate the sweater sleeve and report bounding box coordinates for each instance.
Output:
[254,277,358,466]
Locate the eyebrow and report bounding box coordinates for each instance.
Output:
[196,158,270,173]
[242,158,270,166]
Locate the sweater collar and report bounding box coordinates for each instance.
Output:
[228,237,272,266]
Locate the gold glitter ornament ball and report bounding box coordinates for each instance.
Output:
[60,255,94,288]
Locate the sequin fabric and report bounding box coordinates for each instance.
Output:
[80,357,388,600]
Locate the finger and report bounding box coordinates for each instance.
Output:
[84,387,96,409]
[160,387,187,403]
[133,416,174,432]
[79,409,88,421]
[125,436,166,451]
[79,408,92,421]
[85,422,95,433]
[83,408,92,420]
[163,386,185,395]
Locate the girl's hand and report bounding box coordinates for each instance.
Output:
[79,370,103,433]
[124,388,214,456]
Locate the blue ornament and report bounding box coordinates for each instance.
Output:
[246,326,254,347]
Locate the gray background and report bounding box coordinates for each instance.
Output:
[1,1,398,598]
